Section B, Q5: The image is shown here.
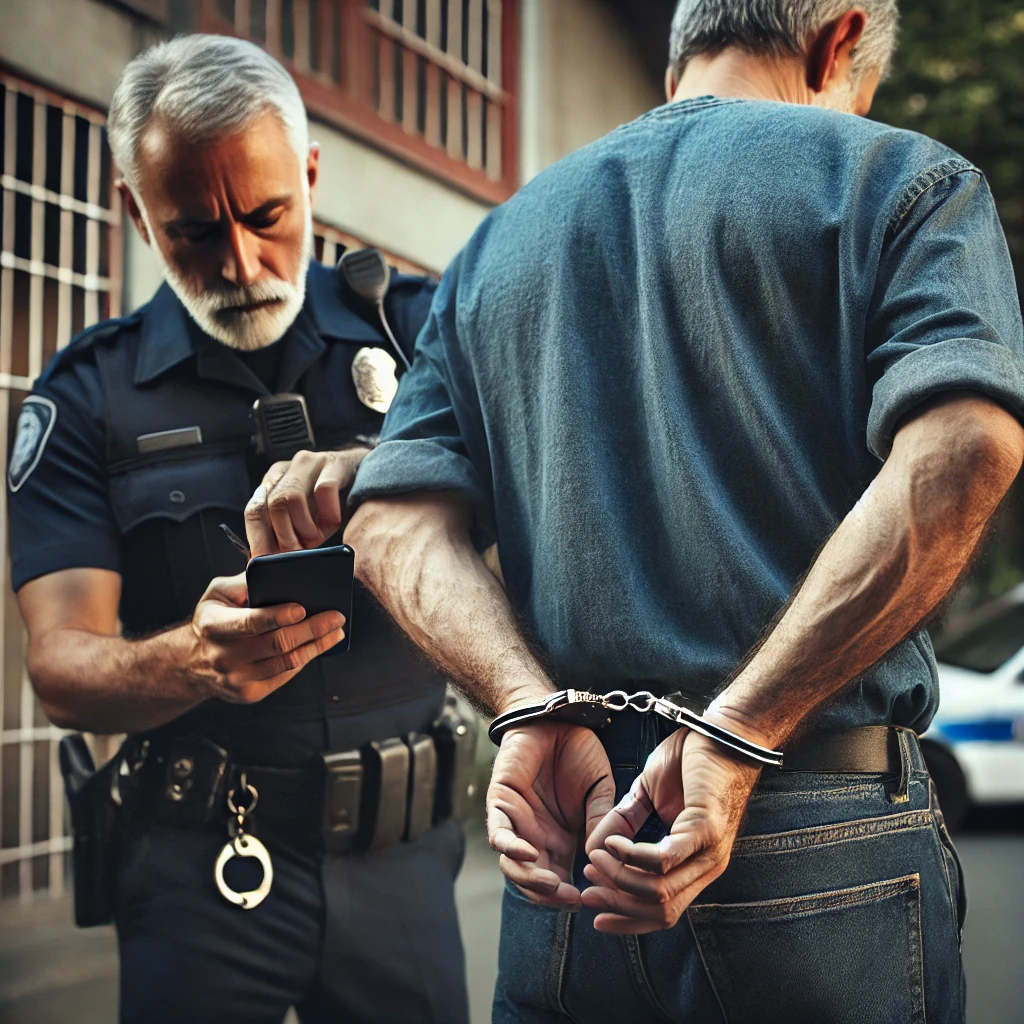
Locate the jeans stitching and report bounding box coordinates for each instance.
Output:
[689,875,926,1024]
[546,910,578,1020]
[620,935,674,1022]
[731,809,931,856]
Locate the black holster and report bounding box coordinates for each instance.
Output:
[59,734,122,927]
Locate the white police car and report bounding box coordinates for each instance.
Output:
[923,583,1024,830]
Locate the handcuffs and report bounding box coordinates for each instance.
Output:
[214,772,274,910]
[489,689,784,768]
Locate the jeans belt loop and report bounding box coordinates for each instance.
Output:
[889,727,912,804]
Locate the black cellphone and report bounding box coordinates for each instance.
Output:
[246,545,355,655]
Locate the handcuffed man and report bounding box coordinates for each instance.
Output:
[321,2,1023,1021]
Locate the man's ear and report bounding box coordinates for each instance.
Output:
[117,181,151,246]
[306,143,320,205]
[664,65,679,103]
[807,8,867,94]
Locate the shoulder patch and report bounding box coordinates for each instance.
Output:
[8,396,57,492]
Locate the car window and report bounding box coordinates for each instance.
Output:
[935,602,1024,674]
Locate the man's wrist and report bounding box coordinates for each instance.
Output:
[703,699,785,753]
[493,678,558,717]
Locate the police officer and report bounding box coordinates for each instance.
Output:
[9,35,470,1024]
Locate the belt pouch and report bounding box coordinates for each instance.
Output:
[156,735,229,827]
[405,732,438,841]
[431,698,478,822]
[59,734,120,928]
[363,738,410,849]
[322,749,363,853]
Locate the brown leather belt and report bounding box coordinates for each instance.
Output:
[778,726,909,774]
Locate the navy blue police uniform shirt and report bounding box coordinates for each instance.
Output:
[8,259,446,765]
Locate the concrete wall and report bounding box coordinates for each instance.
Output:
[1,0,660,310]
[520,0,663,182]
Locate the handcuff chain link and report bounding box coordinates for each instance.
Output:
[226,771,259,832]
[601,689,658,713]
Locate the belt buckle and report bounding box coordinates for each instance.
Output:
[322,750,363,853]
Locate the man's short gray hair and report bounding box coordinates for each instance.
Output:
[108,34,309,188]
[669,0,899,81]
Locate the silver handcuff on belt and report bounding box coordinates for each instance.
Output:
[488,689,784,768]
[214,772,274,910]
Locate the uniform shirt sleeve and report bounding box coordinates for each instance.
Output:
[350,258,493,530]
[385,273,439,366]
[8,354,121,590]
[866,163,1024,459]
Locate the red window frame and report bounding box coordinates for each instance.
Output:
[198,0,519,205]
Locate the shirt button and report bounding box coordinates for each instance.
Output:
[331,694,340,703]
[169,490,185,504]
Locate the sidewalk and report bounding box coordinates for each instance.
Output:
[0,827,504,1024]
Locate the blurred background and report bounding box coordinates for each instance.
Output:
[0,1,1021,1022]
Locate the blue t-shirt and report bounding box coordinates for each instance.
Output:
[351,97,1024,732]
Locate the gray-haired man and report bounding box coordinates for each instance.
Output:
[317,1,1021,1022]
[9,35,468,1024]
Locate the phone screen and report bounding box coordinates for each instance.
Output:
[246,545,355,655]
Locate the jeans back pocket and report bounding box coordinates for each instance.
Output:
[688,874,924,1024]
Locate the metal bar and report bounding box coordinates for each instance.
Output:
[19,672,35,900]
[424,0,442,146]
[1,89,17,380]
[366,8,505,103]
[0,373,38,392]
[84,122,102,328]
[487,0,502,85]
[466,1,484,170]
[265,0,282,53]
[293,0,311,72]
[235,0,251,35]
[28,99,46,380]
[2,726,66,743]
[0,253,109,292]
[0,835,72,867]
[401,0,418,135]
[48,739,64,897]
[445,0,464,160]
[0,174,117,224]
[56,112,75,351]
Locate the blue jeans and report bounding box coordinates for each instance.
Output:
[494,712,966,1024]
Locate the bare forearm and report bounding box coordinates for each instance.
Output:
[346,496,554,714]
[29,624,204,734]
[712,396,1024,747]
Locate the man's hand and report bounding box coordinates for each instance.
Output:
[581,719,761,934]
[185,573,346,702]
[488,722,616,910]
[245,447,370,556]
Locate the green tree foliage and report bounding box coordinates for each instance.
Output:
[872,1,1024,612]
[872,0,1024,301]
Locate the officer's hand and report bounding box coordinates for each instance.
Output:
[487,722,615,911]
[245,447,370,556]
[580,718,762,933]
[187,573,346,703]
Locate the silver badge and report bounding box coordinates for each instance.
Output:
[351,347,399,414]
[8,396,57,493]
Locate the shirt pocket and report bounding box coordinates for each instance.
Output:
[687,874,925,1024]
[109,453,251,533]
[109,454,252,633]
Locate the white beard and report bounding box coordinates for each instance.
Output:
[142,202,314,351]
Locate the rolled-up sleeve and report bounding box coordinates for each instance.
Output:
[350,257,493,526]
[866,165,1024,459]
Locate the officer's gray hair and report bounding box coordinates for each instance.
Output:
[669,0,899,81]
[108,34,309,188]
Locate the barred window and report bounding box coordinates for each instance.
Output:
[0,70,122,900]
[200,0,519,203]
